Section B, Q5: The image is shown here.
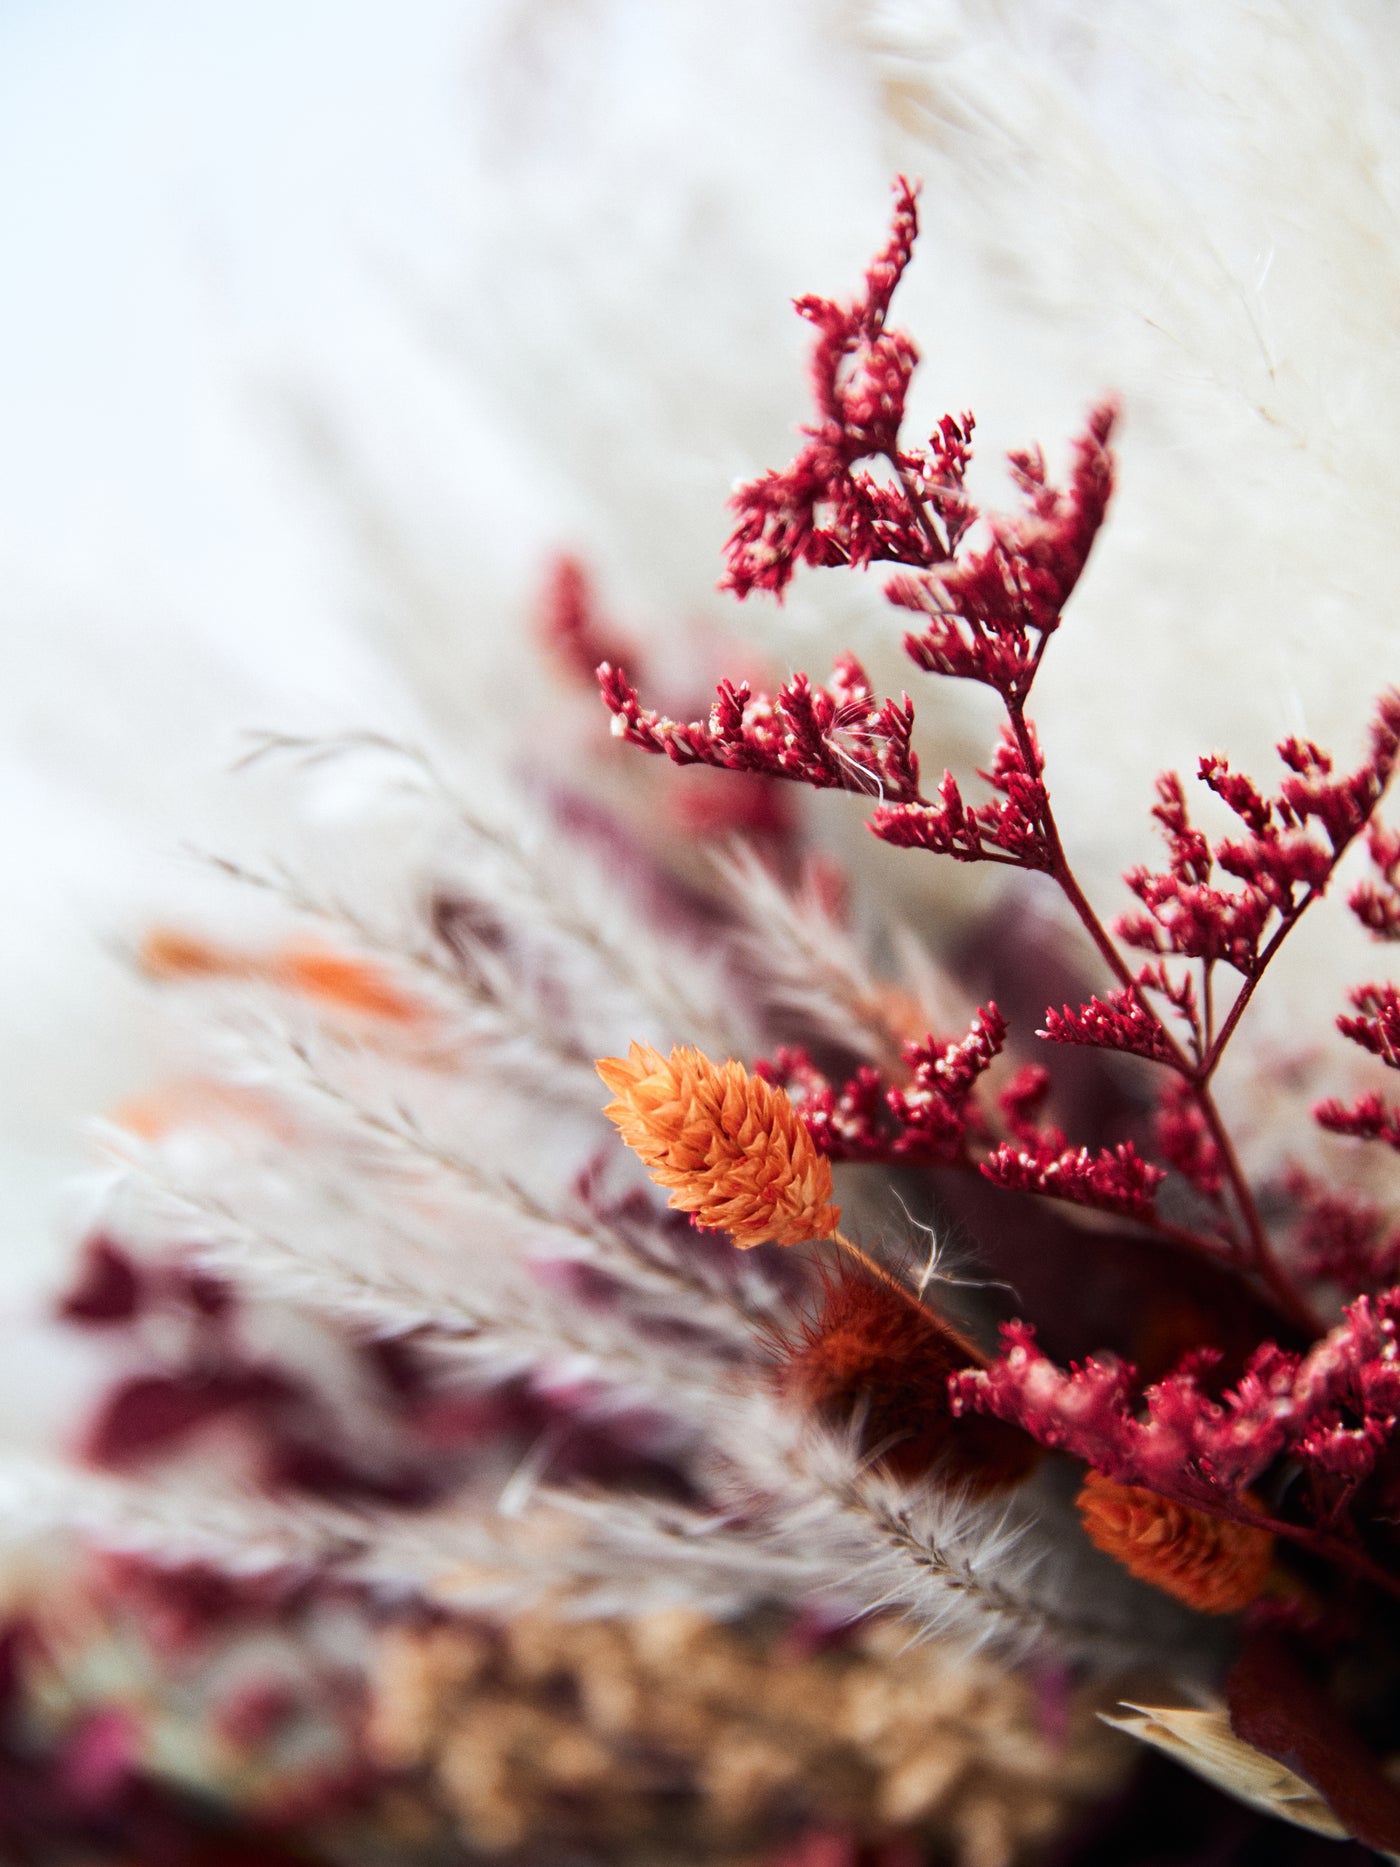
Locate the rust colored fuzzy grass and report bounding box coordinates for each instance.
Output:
[778,1267,1039,1491]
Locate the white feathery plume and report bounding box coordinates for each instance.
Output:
[0,1451,367,1581]
[720,842,965,1066]
[100,1126,749,1430]
[14,706,1198,1680]
[237,731,752,1066]
[152,999,789,1347]
[187,844,608,1110]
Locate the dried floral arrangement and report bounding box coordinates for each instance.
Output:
[4,180,1400,1864]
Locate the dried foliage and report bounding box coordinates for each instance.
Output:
[7,177,1400,1861]
[368,1605,1129,1864]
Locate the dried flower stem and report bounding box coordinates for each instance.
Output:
[828,1226,966,1331]
[996,691,1321,1334]
[1221,1494,1400,1606]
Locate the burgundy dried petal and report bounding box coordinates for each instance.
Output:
[1228,1633,1400,1853]
[57,1236,143,1326]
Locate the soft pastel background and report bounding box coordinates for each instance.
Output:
[5,0,1400,1317]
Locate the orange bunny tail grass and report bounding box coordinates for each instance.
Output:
[777,1266,1040,1492]
[597,1042,839,1248]
[1076,1471,1275,1614]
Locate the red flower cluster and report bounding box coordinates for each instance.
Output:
[871,724,1055,869]
[952,1289,1400,1526]
[720,177,933,598]
[601,177,1115,892]
[1285,1172,1400,1294]
[1349,821,1400,937]
[1039,988,1178,1066]
[761,1010,1170,1223]
[891,402,1115,701]
[758,1004,1006,1168]
[1317,961,1400,1150]
[599,653,921,803]
[1153,1078,1225,1201]
[1338,982,1400,1066]
[537,555,634,688]
[1119,715,1400,983]
[978,1137,1165,1222]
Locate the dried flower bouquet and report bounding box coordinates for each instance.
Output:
[4,179,1400,1862]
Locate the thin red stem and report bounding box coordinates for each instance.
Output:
[1201,915,1299,1080]
[827,1230,988,1363]
[890,447,1319,1332]
[1214,1493,1400,1606]
[1003,699,1321,1335]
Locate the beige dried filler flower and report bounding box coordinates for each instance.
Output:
[370,1605,1130,1863]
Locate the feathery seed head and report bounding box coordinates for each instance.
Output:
[1076,1471,1274,1614]
[597,1042,839,1248]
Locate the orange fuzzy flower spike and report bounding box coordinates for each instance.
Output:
[1077,1470,1274,1614]
[778,1266,1039,1490]
[597,1042,840,1248]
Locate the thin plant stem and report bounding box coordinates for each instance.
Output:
[1001,700,1322,1335]
[892,430,1323,1334]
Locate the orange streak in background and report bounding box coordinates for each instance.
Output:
[140,929,422,1024]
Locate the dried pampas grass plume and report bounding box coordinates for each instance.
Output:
[598,1042,839,1248]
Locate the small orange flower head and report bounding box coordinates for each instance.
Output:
[1077,1470,1274,1614]
[597,1042,839,1248]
